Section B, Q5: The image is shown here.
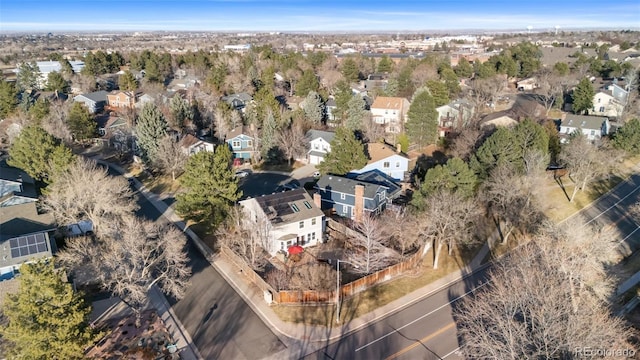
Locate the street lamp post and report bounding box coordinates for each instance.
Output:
[335,259,358,324]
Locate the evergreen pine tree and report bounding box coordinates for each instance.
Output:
[318,127,367,175]
[572,78,595,114]
[1,260,99,360]
[0,79,18,118]
[136,103,168,163]
[8,126,74,183]
[406,87,439,148]
[46,71,69,93]
[260,110,279,161]
[469,127,519,179]
[414,157,477,209]
[67,102,95,140]
[302,91,324,125]
[176,146,241,225]
[295,69,320,97]
[118,70,137,92]
[341,58,360,83]
[344,95,368,131]
[169,95,192,132]
[612,118,640,154]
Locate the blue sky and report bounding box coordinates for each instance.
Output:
[1,0,638,32]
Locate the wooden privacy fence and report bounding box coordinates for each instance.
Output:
[220,243,424,304]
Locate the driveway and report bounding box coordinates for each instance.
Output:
[239,172,291,199]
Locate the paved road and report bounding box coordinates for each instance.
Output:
[578,173,640,255]
[109,168,286,359]
[302,173,640,360]
[303,266,490,360]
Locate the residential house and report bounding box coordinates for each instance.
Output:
[325,98,338,126]
[97,115,133,152]
[306,130,335,165]
[226,126,257,161]
[436,99,474,136]
[106,90,138,109]
[351,142,409,181]
[592,91,624,118]
[221,93,253,111]
[180,134,215,155]
[480,111,518,129]
[0,166,38,208]
[239,189,325,255]
[135,93,155,109]
[559,114,610,142]
[0,192,56,280]
[516,77,539,91]
[370,96,410,134]
[364,73,389,93]
[0,231,57,280]
[314,171,401,221]
[74,90,109,113]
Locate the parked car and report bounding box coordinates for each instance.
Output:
[312,171,321,178]
[235,170,250,178]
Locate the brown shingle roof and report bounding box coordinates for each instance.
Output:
[371,96,405,111]
[366,142,406,164]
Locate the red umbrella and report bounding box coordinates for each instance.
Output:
[288,245,304,255]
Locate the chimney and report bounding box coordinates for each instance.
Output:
[396,143,402,153]
[313,192,322,209]
[354,184,365,222]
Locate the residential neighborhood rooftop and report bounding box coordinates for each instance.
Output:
[306,129,335,144]
[562,114,608,130]
[365,142,405,164]
[251,189,322,225]
[370,96,406,110]
[316,175,386,199]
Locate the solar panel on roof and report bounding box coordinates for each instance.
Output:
[8,233,49,259]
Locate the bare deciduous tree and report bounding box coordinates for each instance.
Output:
[218,208,272,271]
[277,124,307,165]
[289,263,336,291]
[265,268,290,291]
[153,135,188,181]
[468,76,503,113]
[456,220,630,359]
[418,191,480,269]
[481,162,545,245]
[558,133,606,202]
[535,68,566,116]
[348,214,400,274]
[449,126,483,161]
[380,208,420,257]
[41,101,72,144]
[213,106,231,141]
[43,158,138,235]
[58,216,191,327]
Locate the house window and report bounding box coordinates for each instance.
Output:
[396,162,400,168]
[383,162,390,168]
[597,98,601,103]
[291,204,300,212]
[281,242,286,250]
[287,240,293,247]
[340,193,346,200]
[303,201,312,209]
[232,140,241,148]
[599,107,605,112]
[312,218,317,225]
[247,140,253,147]
[299,221,304,228]
[590,130,596,136]
[311,232,316,240]
[314,144,320,150]
[343,205,349,214]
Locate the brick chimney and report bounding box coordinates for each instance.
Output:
[313,192,322,209]
[354,184,365,222]
[396,143,402,153]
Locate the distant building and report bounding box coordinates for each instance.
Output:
[15,60,84,88]
[370,96,410,134]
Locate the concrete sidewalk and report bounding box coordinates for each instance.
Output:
[95,155,493,359]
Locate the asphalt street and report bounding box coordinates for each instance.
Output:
[124,171,286,360]
[578,173,640,255]
[303,266,490,360]
[300,173,640,360]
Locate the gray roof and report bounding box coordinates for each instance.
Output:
[0,165,35,185]
[76,90,109,103]
[350,170,402,198]
[248,189,323,225]
[315,175,384,199]
[306,129,335,143]
[0,202,56,241]
[308,150,326,158]
[0,231,54,268]
[222,92,253,103]
[561,114,608,131]
[325,98,336,107]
